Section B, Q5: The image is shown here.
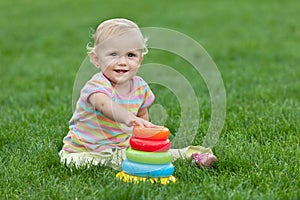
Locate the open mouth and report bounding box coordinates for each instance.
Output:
[114,69,129,74]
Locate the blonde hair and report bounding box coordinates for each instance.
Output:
[87,18,148,55]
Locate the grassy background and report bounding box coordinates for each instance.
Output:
[0,0,299,199]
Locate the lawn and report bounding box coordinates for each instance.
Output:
[0,0,299,199]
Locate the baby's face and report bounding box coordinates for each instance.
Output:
[94,30,144,86]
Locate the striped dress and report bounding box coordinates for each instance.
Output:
[62,72,155,153]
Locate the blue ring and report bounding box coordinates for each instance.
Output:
[122,159,174,177]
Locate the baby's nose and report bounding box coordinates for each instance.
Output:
[117,56,127,66]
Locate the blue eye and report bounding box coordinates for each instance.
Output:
[128,53,136,57]
[110,52,117,56]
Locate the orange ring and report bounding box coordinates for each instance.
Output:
[133,126,170,140]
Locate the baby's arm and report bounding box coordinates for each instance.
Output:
[137,108,149,121]
[89,93,154,127]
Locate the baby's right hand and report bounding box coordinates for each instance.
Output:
[127,116,157,128]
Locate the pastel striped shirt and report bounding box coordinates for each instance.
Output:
[62,72,155,153]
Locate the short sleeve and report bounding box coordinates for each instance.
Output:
[140,83,155,109]
[80,73,112,104]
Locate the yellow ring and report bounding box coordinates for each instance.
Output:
[116,171,176,185]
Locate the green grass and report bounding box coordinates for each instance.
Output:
[1,0,299,199]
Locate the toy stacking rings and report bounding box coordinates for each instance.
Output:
[122,159,174,177]
[126,148,172,164]
[133,126,170,140]
[130,137,171,152]
[116,126,176,184]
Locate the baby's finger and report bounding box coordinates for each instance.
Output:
[143,121,156,128]
[132,120,145,127]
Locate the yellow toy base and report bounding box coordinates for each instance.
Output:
[116,171,176,185]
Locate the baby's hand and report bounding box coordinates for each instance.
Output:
[127,116,157,128]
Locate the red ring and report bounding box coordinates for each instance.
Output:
[130,137,171,152]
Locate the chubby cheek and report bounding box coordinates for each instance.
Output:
[129,59,142,68]
[128,65,140,74]
[132,66,140,72]
[100,60,117,71]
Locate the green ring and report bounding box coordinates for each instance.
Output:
[126,148,172,164]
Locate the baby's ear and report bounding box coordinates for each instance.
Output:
[90,51,100,68]
[139,54,144,63]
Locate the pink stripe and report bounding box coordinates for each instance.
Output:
[74,126,107,143]
[63,146,86,153]
[129,94,144,100]
[75,103,124,133]
[93,145,111,152]
[97,124,124,134]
